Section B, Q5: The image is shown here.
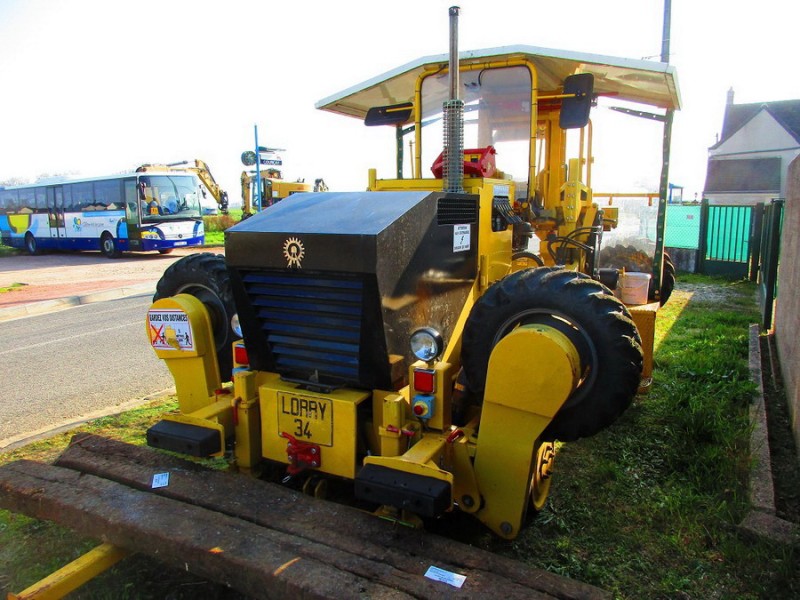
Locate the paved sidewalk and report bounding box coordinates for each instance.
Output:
[0,281,156,322]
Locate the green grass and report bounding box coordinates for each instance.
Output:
[0,242,19,258]
[1,274,797,598]
[0,282,26,294]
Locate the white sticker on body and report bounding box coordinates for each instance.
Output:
[148,309,194,351]
[453,224,470,252]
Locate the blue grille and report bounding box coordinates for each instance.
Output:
[242,272,364,381]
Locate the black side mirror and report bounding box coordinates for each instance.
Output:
[559,73,594,130]
[365,102,413,126]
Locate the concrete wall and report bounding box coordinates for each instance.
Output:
[774,155,800,452]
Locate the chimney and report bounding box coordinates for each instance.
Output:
[726,87,735,106]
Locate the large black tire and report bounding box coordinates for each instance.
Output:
[461,267,643,442]
[658,252,676,306]
[153,253,236,382]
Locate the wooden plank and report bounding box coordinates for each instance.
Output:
[0,460,409,599]
[0,434,610,599]
[55,434,609,599]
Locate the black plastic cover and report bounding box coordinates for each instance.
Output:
[354,463,451,518]
[146,420,221,457]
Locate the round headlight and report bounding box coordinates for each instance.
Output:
[410,327,444,362]
[231,313,243,338]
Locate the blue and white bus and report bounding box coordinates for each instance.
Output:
[0,171,205,257]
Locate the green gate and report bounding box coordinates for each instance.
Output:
[697,200,754,278]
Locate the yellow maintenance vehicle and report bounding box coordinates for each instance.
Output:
[0,8,682,597]
[239,146,328,217]
[137,158,230,214]
[147,7,680,541]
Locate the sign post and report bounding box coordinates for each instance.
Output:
[254,124,262,212]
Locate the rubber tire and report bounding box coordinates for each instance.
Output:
[158,249,174,255]
[153,252,236,382]
[461,267,643,442]
[659,253,676,306]
[24,233,38,256]
[101,232,121,258]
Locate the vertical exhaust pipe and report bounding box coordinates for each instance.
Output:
[443,6,464,193]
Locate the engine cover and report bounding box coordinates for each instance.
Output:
[225,191,478,390]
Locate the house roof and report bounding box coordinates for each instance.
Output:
[704,157,781,193]
[712,99,800,149]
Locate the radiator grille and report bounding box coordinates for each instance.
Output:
[242,271,364,382]
[437,195,477,225]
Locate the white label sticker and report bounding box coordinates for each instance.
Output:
[453,224,471,252]
[152,472,170,488]
[424,566,466,588]
[148,309,194,351]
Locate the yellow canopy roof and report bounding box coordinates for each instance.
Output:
[316,45,681,120]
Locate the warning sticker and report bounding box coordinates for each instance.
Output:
[453,224,471,252]
[148,309,194,351]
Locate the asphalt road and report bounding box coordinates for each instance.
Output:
[0,292,174,449]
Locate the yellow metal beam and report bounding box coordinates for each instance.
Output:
[10,543,128,600]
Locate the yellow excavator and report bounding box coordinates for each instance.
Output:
[239,147,327,217]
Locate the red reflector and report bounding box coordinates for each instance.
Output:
[413,369,435,394]
[234,343,249,365]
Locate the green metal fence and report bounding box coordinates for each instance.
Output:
[697,200,753,278]
[665,204,701,248]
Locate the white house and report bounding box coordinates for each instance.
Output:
[704,90,800,205]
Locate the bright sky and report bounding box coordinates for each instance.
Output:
[0,0,797,204]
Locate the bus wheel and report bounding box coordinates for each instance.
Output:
[158,249,174,255]
[154,253,236,382]
[101,233,121,258]
[24,233,39,255]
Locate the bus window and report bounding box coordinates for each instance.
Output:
[35,187,46,213]
[18,189,35,214]
[62,185,74,211]
[0,189,18,214]
[95,179,122,210]
[72,183,93,211]
[124,179,138,221]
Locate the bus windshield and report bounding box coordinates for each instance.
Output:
[138,175,202,222]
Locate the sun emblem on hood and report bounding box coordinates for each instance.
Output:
[283,237,305,268]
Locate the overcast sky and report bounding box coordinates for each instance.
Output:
[0,0,796,203]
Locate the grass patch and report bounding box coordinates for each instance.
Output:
[0,242,20,258]
[1,274,797,598]
[203,211,243,247]
[0,282,26,294]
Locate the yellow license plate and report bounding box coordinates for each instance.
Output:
[277,393,333,446]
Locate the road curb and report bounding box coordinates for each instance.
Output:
[0,282,155,322]
[738,324,800,545]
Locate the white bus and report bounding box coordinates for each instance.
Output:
[0,171,205,257]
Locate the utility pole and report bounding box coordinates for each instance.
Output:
[654,0,673,299]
